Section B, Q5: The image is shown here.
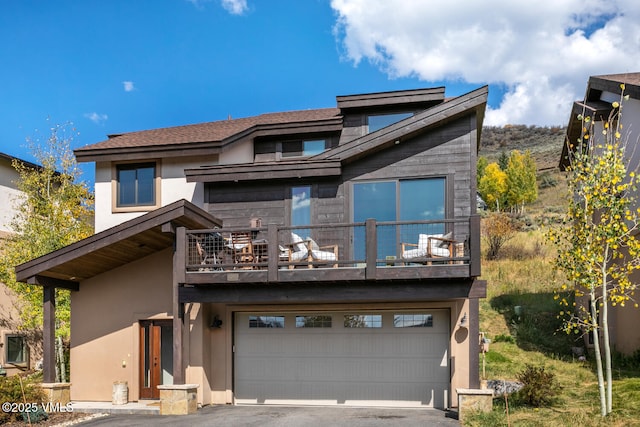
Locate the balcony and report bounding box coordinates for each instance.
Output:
[178,216,480,285]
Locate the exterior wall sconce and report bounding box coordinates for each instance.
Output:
[459,312,468,329]
[211,315,223,329]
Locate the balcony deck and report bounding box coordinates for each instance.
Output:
[178,216,480,286]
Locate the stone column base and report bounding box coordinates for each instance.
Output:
[41,383,71,404]
[157,384,198,415]
[456,388,493,422]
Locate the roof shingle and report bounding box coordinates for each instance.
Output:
[76,108,341,152]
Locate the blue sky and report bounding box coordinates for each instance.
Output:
[1,0,638,186]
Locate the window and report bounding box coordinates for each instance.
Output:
[291,186,311,239]
[368,112,413,133]
[6,335,27,365]
[282,139,331,157]
[353,178,446,260]
[116,162,157,208]
[344,314,382,328]
[394,314,433,328]
[248,315,285,328]
[296,315,332,328]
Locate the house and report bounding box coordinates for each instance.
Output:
[0,153,43,375]
[561,72,640,356]
[15,86,488,409]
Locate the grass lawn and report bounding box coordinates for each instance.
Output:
[465,216,640,426]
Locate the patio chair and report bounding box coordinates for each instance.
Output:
[401,233,456,265]
[195,232,225,270]
[287,232,338,269]
[230,232,256,268]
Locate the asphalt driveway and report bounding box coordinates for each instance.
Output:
[77,405,460,426]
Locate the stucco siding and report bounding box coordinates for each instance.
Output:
[94,156,212,232]
[70,249,204,402]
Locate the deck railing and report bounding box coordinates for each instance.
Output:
[182,216,480,282]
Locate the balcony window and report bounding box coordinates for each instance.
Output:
[367,112,413,133]
[291,186,311,239]
[353,178,446,260]
[116,162,157,208]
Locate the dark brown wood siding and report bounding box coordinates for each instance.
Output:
[204,114,476,227]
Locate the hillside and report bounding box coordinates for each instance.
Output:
[469,125,640,426]
[480,125,566,170]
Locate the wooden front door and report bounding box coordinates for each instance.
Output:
[139,320,173,399]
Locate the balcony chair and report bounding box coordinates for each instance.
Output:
[230,232,256,268]
[401,233,457,265]
[287,232,338,269]
[195,232,225,270]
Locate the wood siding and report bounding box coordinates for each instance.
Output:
[205,114,476,229]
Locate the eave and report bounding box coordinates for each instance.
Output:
[185,160,342,183]
[74,117,343,163]
[15,199,221,284]
[559,100,614,171]
[337,87,446,110]
[318,86,488,164]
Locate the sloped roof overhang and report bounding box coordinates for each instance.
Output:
[15,199,221,286]
[74,113,342,163]
[184,86,488,184]
[185,160,342,183]
[336,87,446,111]
[318,86,488,164]
[559,100,615,171]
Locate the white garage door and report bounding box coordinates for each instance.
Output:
[234,310,450,408]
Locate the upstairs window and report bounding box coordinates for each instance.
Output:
[282,139,332,157]
[367,112,413,133]
[116,162,157,208]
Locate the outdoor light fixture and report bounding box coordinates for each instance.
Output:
[211,315,223,329]
[459,312,468,329]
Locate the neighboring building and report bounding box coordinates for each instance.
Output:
[0,153,42,375]
[561,72,640,355]
[16,86,488,408]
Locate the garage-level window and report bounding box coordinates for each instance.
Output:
[248,315,284,328]
[394,314,433,328]
[6,335,27,365]
[344,314,382,328]
[296,315,332,328]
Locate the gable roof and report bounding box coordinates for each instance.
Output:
[15,199,221,285]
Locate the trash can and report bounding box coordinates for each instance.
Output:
[112,381,128,405]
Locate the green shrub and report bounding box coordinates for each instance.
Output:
[514,364,561,407]
[493,333,515,343]
[539,174,558,189]
[0,373,46,423]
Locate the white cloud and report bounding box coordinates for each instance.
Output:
[330,0,640,125]
[292,191,311,211]
[221,0,248,15]
[84,112,108,125]
[186,0,248,15]
[122,81,135,92]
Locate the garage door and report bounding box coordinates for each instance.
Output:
[234,310,450,408]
